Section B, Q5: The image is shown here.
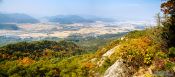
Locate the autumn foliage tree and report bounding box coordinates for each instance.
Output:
[161,0,175,16]
[161,0,175,47]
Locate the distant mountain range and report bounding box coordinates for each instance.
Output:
[0,13,115,24]
[46,15,115,24]
[0,13,39,24]
[0,24,20,30]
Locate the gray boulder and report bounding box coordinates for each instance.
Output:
[104,59,133,77]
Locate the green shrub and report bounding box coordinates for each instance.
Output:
[165,62,175,70]
[168,47,175,57]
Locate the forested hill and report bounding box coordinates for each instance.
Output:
[0,40,83,61]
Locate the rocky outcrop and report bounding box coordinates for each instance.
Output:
[102,45,120,58]
[104,59,133,77]
[97,45,120,67]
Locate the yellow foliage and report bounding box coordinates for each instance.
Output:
[119,36,152,55]
[114,36,158,66]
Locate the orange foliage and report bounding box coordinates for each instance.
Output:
[83,62,95,69]
[18,57,35,66]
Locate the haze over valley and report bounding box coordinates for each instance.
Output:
[0,13,154,40]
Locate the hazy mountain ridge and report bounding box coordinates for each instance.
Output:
[0,13,39,24]
[46,15,115,24]
[0,24,20,30]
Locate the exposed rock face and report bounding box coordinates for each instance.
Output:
[102,45,120,58]
[104,59,133,77]
[97,45,120,67]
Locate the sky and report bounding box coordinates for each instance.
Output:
[0,0,161,20]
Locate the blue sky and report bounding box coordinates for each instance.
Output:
[0,0,161,20]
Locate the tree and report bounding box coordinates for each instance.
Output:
[161,0,175,17]
[161,0,175,47]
